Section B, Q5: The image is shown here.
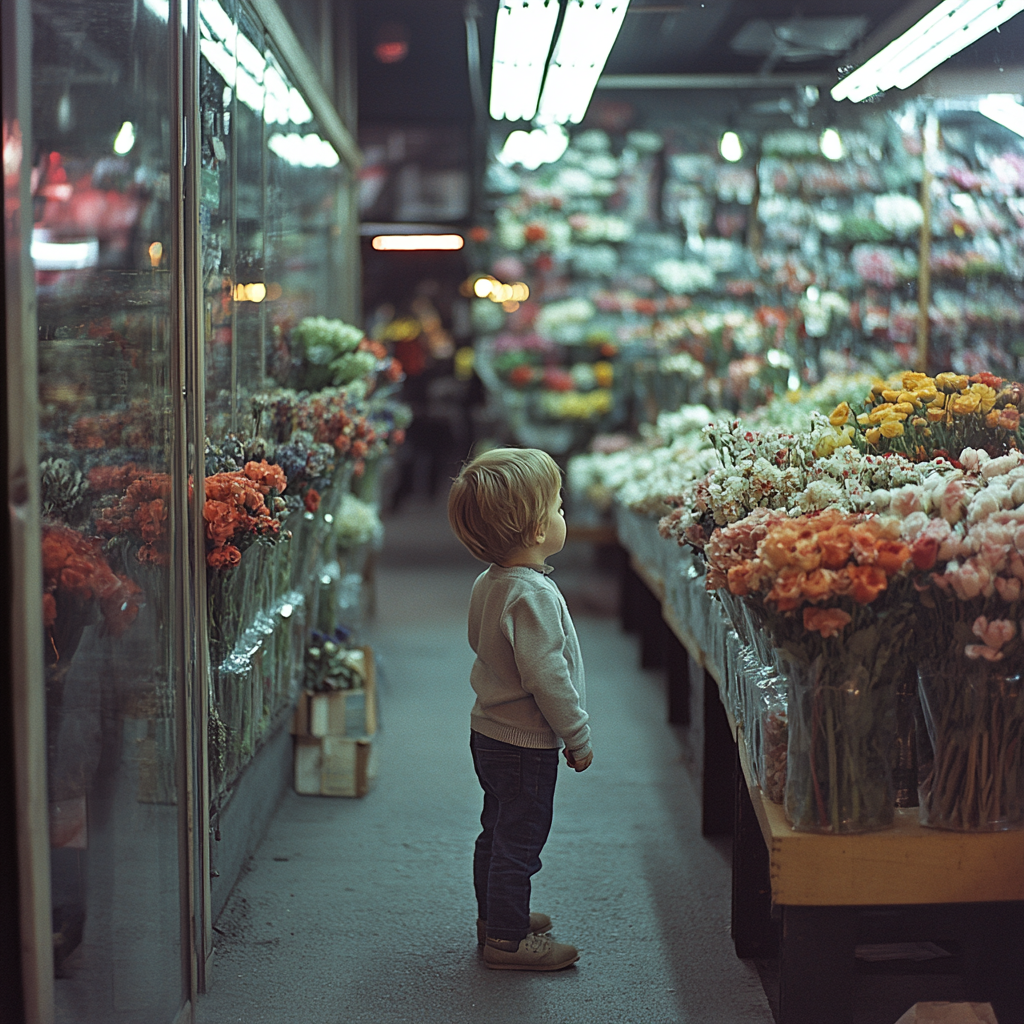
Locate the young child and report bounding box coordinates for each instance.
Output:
[448,447,592,972]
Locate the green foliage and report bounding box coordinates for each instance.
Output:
[290,317,367,391]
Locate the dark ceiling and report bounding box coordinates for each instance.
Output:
[356,0,1024,125]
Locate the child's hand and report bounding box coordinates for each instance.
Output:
[564,748,593,772]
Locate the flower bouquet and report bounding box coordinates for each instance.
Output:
[288,317,376,392]
[705,508,914,832]
[903,504,1024,830]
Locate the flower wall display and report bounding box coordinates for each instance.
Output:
[584,357,1024,834]
[478,98,1024,456]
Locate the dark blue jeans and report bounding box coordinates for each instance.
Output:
[470,731,559,943]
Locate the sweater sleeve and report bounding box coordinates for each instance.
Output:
[507,589,591,756]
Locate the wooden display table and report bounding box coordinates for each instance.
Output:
[625,550,1024,1024]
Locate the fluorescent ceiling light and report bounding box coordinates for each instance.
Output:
[489,0,561,121]
[832,0,1024,103]
[31,230,100,271]
[371,235,465,251]
[268,133,340,168]
[497,124,569,169]
[978,93,1024,135]
[537,0,631,125]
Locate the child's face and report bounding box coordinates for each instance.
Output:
[536,491,566,562]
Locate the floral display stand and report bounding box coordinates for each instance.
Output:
[617,508,1024,1024]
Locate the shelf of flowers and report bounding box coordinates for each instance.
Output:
[41,316,410,805]
[574,369,1024,861]
[477,107,1024,458]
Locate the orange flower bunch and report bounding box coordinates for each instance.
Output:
[88,463,146,492]
[68,400,158,450]
[709,508,912,638]
[203,461,284,569]
[94,470,172,565]
[42,524,142,641]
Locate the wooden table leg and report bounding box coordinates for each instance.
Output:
[702,678,734,837]
[778,906,856,1024]
[665,629,690,726]
[732,745,777,958]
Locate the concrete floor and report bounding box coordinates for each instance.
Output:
[194,496,775,1024]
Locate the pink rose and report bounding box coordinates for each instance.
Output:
[890,486,923,517]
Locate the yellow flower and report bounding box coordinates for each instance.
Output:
[986,409,1001,428]
[865,427,882,445]
[881,389,902,403]
[926,406,947,423]
[936,372,968,392]
[870,382,886,396]
[836,424,855,447]
[970,382,997,414]
[857,413,871,426]
[897,392,922,408]
[950,391,981,415]
[868,403,895,424]
[901,371,932,391]
[829,401,851,427]
[894,402,916,416]
[912,417,927,428]
[593,361,614,388]
[880,419,904,438]
[914,385,938,403]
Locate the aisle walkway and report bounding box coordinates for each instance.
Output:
[195,497,774,1024]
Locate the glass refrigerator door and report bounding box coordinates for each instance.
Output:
[30,0,187,1020]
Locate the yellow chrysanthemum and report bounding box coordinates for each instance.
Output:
[829,401,851,427]
[879,419,904,438]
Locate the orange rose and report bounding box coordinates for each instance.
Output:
[768,567,805,611]
[818,527,853,569]
[803,606,852,638]
[800,569,835,603]
[847,565,888,604]
[874,539,910,576]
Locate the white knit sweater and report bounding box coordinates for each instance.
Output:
[467,564,591,758]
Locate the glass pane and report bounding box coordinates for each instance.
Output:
[198,1,355,810]
[30,0,185,1020]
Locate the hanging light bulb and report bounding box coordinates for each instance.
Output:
[719,131,743,162]
[113,121,136,155]
[819,128,844,161]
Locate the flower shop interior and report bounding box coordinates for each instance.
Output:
[4,1,1024,1023]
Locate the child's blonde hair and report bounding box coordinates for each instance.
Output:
[448,447,562,564]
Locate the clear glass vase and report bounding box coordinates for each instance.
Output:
[784,652,899,833]
[917,659,1024,831]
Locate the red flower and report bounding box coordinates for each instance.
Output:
[304,489,321,513]
[524,223,547,243]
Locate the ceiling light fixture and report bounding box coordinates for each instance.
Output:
[832,0,1024,103]
[719,131,743,162]
[497,124,569,169]
[371,235,465,251]
[978,93,1024,136]
[819,127,844,160]
[489,0,561,121]
[536,0,632,125]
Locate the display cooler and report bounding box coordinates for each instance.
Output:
[2,0,361,1020]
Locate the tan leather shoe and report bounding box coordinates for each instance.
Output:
[476,911,551,947]
[483,931,579,971]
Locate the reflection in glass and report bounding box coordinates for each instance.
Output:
[30,0,184,1020]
